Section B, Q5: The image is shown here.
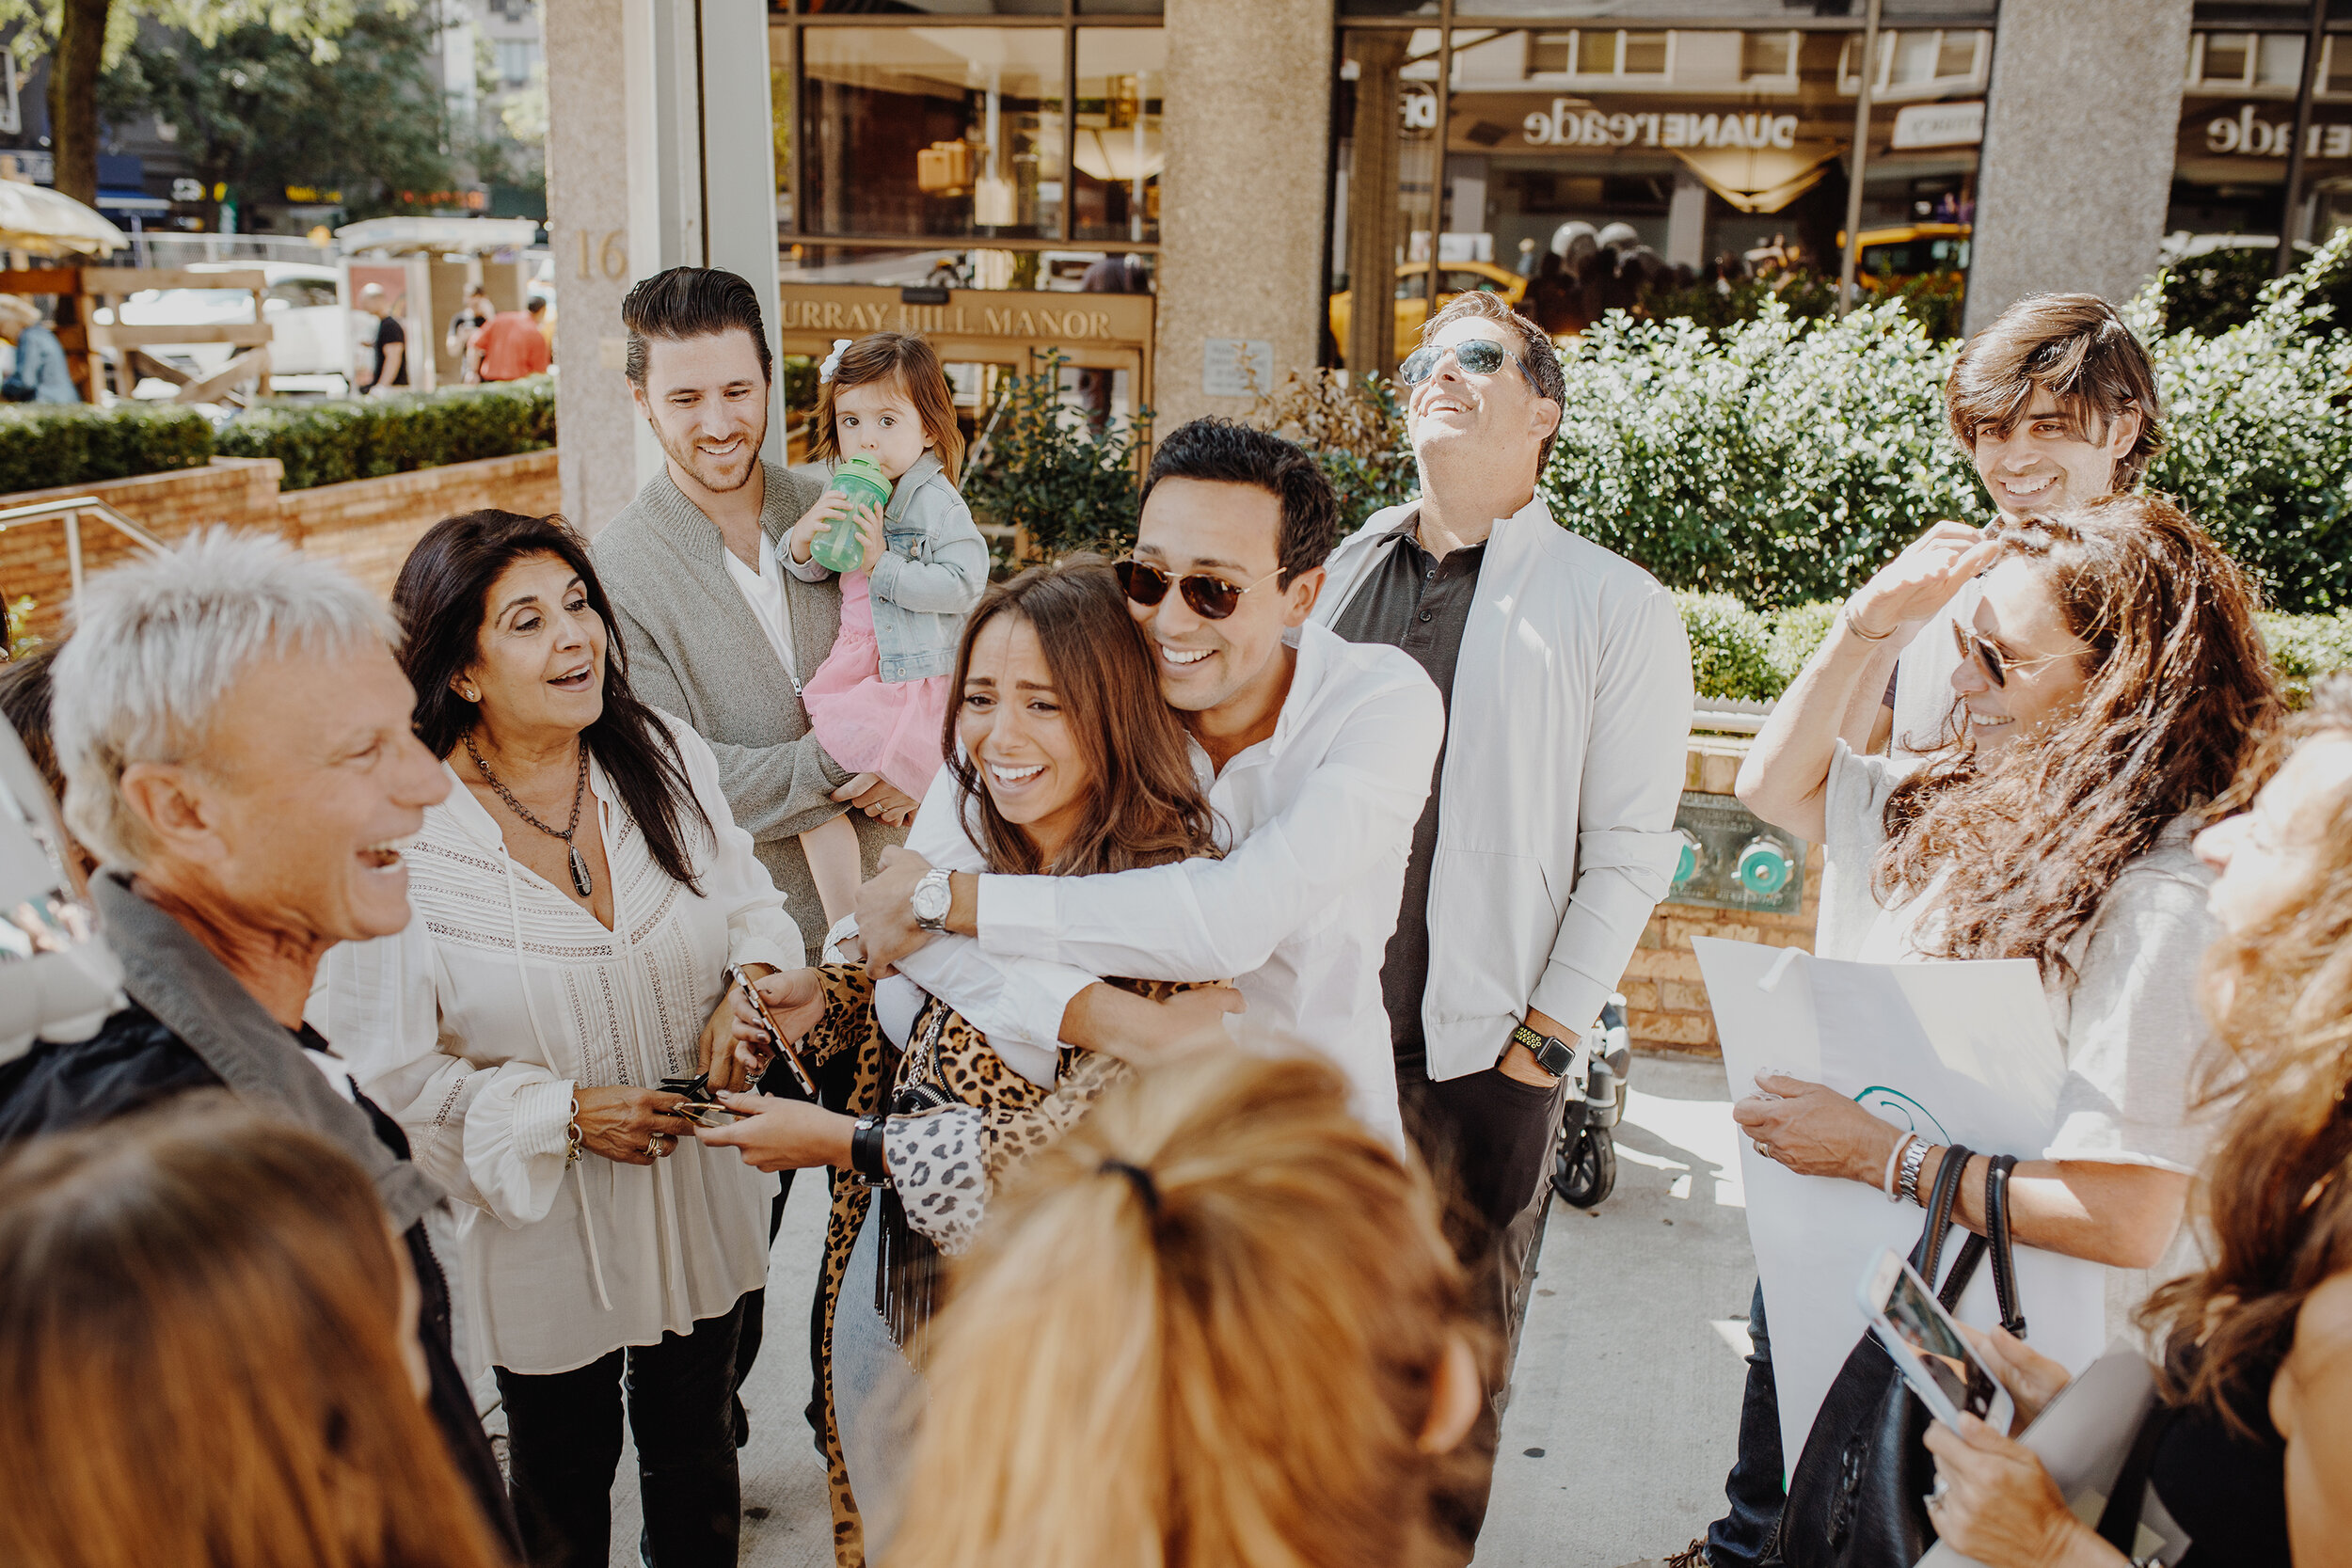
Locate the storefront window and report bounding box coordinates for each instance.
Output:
[1074,28,1164,243]
[1330,14,1994,372]
[799,27,1065,242]
[2170,15,2352,254]
[771,4,1162,287]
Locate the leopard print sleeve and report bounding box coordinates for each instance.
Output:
[885,1049,1133,1254]
[882,1105,989,1254]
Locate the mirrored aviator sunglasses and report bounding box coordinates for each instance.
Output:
[1400,339,1516,385]
[1115,558,1277,621]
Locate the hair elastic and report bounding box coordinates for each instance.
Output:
[1099,1158,1160,1217]
[818,338,852,384]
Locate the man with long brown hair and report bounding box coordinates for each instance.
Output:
[1857,293,2166,757]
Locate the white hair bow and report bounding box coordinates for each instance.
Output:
[818,338,852,384]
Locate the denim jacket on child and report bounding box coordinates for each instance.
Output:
[862,451,990,682]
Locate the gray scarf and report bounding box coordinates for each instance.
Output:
[91,871,442,1232]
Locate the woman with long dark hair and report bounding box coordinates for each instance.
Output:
[693,558,1235,1567]
[1674,495,2282,1568]
[1915,676,2352,1566]
[319,509,798,1568]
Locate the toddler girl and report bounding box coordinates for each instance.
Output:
[789,332,990,928]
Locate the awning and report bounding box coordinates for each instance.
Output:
[334,214,539,255]
[0,180,128,256]
[1674,141,1843,215]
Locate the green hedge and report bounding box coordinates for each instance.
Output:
[1543,230,2352,613]
[215,375,556,490]
[0,377,555,498]
[0,402,213,494]
[1680,592,2352,707]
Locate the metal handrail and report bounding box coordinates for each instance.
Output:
[0,496,171,602]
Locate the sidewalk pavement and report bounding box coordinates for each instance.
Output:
[549,1050,1758,1568]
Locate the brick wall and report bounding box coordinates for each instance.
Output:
[285,451,561,597]
[0,459,288,641]
[0,451,561,639]
[1621,735,1824,1058]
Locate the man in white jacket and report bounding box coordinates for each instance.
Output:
[852,418,1445,1152]
[1316,290,1692,1544]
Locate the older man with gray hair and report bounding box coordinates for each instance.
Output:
[0,529,513,1545]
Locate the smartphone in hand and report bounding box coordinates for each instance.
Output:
[726,963,820,1100]
[1858,1247,2016,1433]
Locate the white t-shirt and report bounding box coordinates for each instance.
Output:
[1817,741,2219,1338]
[722,533,798,688]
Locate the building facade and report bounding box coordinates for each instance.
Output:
[543,0,2346,532]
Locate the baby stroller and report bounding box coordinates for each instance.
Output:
[1549,993,1632,1209]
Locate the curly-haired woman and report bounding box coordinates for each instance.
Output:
[1916,675,2352,1566]
[1677,494,2282,1568]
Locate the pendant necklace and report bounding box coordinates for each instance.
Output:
[465,732,595,897]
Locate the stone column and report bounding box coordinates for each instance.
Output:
[547,0,780,534]
[1963,0,2193,334]
[1156,0,1338,430]
[544,0,643,533]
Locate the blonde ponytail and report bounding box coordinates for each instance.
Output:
[888,1048,1480,1568]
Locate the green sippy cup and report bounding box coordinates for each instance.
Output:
[814,454,893,572]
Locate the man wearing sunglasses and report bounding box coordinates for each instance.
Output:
[1859,294,2163,759]
[853,417,1444,1152]
[1317,290,1693,1546]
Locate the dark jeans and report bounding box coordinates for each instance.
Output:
[495,1294,750,1568]
[1400,1064,1570,1553]
[1705,1282,1786,1568]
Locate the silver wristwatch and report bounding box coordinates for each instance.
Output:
[910,866,953,933]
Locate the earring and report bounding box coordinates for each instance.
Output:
[460,685,479,702]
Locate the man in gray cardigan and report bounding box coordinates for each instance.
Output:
[592,266,906,1449]
[593,267,905,958]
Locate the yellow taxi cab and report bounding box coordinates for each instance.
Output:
[1329,260,1528,364]
[1835,222,1973,285]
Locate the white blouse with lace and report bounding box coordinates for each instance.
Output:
[317,714,802,1375]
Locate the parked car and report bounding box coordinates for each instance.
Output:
[92,261,350,393]
[1328,260,1528,363]
[1836,222,1973,285]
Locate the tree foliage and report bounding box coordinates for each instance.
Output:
[0,0,393,203]
[96,0,453,223]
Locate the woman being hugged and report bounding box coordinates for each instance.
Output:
[322,508,795,1568]
[1693,495,2281,1564]
[695,560,1237,1565]
[788,331,990,930]
[1919,677,2352,1568]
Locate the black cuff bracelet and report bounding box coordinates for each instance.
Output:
[850,1114,890,1182]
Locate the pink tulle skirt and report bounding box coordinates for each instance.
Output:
[801,572,951,800]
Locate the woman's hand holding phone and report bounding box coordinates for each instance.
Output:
[1957,1322,2074,1436]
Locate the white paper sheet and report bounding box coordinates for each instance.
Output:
[1693,936,2109,1481]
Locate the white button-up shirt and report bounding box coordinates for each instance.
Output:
[317,716,799,1376]
[892,622,1444,1148]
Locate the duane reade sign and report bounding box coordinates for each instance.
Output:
[1520,102,1800,150]
[2202,103,2352,160]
